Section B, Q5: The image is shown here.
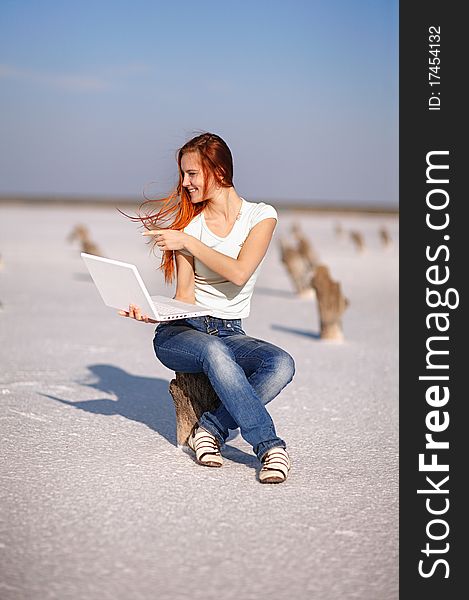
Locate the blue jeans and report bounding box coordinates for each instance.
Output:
[153,316,295,461]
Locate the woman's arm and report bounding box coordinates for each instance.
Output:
[186,218,276,286]
[144,218,277,287]
[173,251,195,303]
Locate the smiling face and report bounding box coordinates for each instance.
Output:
[180,152,217,204]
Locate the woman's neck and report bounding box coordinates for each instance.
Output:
[203,187,243,221]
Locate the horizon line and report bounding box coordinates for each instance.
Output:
[0,194,399,215]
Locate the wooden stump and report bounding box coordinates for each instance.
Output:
[291,224,318,271]
[334,221,344,238]
[350,230,365,253]
[279,238,314,297]
[168,372,220,445]
[311,265,349,341]
[67,224,89,243]
[81,237,102,256]
[68,224,102,256]
[379,226,392,248]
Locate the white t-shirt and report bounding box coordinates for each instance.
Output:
[179,198,278,319]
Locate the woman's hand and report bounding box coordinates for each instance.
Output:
[118,304,159,324]
[142,229,188,251]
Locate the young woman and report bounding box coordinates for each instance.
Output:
[119,133,295,483]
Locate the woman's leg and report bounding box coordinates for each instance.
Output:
[199,335,295,438]
[230,335,296,405]
[153,323,287,460]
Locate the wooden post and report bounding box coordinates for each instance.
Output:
[80,237,101,256]
[311,264,349,341]
[279,238,314,298]
[349,230,365,253]
[379,226,392,248]
[168,372,220,445]
[68,224,102,256]
[291,223,318,271]
[334,221,344,238]
[67,224,89,243]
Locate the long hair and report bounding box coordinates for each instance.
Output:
[121,132,234,283]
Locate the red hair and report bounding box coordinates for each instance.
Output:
[120,132,234,283]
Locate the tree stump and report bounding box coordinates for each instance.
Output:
[168,372,220,445]
[67,224,89,243]
[279,238,314,298]
[81,237,102,256]
[291,224,319,271]
[334,221,344,238]
[349,230,365,253]
[311,265,349,341]
[379,226,392,248]
[68,224,102,256]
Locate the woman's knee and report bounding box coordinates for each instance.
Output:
[273,349,296,385]
[261,343,295,374]
[253,348,295,406]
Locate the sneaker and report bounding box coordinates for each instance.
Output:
[259,447,291,483]
[187,425,223,468]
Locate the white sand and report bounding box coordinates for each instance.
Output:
[0,205,398,600]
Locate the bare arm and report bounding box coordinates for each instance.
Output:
[184,218,276,286]
[173,251,195,303]
[144,218,277,287]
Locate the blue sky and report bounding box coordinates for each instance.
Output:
[0,0,398,206]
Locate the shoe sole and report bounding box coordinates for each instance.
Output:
[197,459,223,468]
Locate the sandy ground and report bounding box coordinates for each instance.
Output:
[0,205,398,600]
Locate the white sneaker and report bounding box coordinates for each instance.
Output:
[259,448,291,483]
[187,425,223,468]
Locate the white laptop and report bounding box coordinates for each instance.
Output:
[81,253,211,321]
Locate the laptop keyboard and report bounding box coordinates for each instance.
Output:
[153,302,187,316]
